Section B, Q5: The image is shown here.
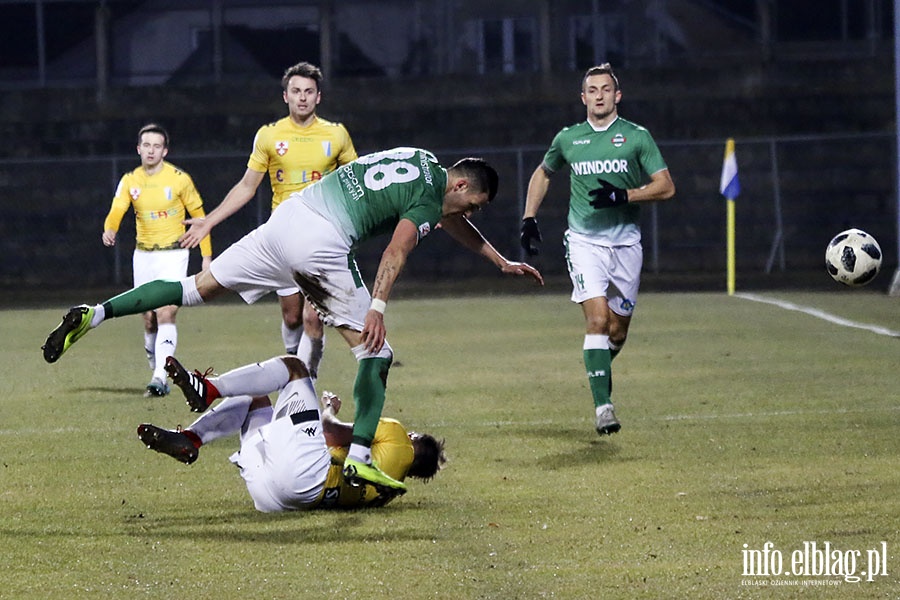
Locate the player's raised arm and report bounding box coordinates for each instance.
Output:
[180,168,266,249]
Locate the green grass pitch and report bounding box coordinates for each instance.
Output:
[1,291,898,598]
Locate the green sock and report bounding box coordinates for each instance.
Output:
[350,356,392,446]
[583,348,612,408]
[103,280,184,319]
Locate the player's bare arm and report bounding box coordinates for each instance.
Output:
[362,219,419,353]
[101,229,117,247]
[621,169,675,203]
[321,391,355,447]
[440,214,544,285]
[180,168,266,249]
[523,164,552,218]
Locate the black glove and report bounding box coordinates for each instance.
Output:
[588,178,628,209]
[520,217,542,256]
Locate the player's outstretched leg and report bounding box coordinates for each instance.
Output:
[42,305,95,363]
[164,356,217,413]
[137,424,199,464]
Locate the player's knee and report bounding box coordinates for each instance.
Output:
[281,311,302,330]
[280,355,310,380]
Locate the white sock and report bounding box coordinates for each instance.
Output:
[90,304,105,328]
[188,395,254,444]
[297,333,325,379]
[348,443,372,464]
[153,323,177,381]
[282,321,303,354]
[143,331,156,370]
[211,357,290,399]
[181,276,203,307]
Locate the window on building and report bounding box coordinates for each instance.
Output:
[568,13,626,70]
[477,17,537,74]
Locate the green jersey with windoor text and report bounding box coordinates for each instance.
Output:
[304,147,447,248]
[542,116,667,245]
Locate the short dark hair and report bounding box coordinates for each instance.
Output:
[449,157,499,202]
[282,61,324,92]
[582,63,620,91]
[408,433,447,481]
[138,123,168,147]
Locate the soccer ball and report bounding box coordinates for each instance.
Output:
[824,228,882,286]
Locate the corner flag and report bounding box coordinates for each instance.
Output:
[719,138,740,199]
[720,139,739,296]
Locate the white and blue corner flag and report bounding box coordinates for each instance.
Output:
[719,138,740,199]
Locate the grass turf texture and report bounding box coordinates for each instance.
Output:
[1,292,898,598]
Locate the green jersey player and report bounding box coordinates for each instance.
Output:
[44,147,543,496]
[520,64,675,436]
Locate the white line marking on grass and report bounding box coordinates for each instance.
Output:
[735,292,900,337]
[661,405,900,422]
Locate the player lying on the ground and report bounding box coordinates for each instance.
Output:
[137,354,446,511]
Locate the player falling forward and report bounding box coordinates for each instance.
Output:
[138,355,445,510]
[43,147,542,495]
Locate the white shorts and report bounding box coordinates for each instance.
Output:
[133,248,189,287]
[229,379,330,512]
[564,230,642,317]
[276,287,301,297]
[210,197,370,331]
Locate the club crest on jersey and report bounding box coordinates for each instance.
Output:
[275,141,289,156]
[611,133,627,147]
[129,187,141,201]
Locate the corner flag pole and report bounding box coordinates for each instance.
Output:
[720,138,740,296]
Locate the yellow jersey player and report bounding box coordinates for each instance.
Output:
[179,62,358,379]
[137,355,446,512]
[102,123,212,397]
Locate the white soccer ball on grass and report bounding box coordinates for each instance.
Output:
[824,228,882,286]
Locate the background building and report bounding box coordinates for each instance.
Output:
[0,0,896,293]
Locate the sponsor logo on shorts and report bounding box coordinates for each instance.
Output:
[620,298,635,311]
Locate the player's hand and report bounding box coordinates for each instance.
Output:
[101,230,117,247]
[321,391,341,415]
[361,309,386,354]
[501,260,544,286]
[180,217,210,249]
[520,217,542,255]
[588,178,628,209]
